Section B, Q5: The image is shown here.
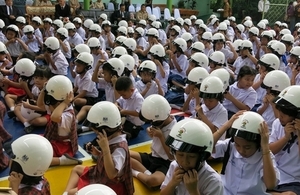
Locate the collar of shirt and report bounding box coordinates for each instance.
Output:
[233,145,262,164]
[129,88,138,100]
[109,134,127,145]
[202,102,221,114]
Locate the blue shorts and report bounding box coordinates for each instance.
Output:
[270,182,300,195]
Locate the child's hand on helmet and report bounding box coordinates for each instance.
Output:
[183,169,199,194]
[170,166,185,186]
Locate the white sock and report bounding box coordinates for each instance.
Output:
[10,107,14,111]
[81,126,89,132]
[132,169,140,177]
[62,192,68,195]
[24,122,30,127]
[144,170,152,175]
[59,154,81,165]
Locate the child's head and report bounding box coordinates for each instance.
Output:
[169,25,180,37]
[146,28,159,43]
[139,94,171,127]
[208,51,225,69]
[15,16,26,29]
[122,38,136,55]
[101,20,111,33]
[165,118,213,171]
[31,16,42,28]
[257,53,280,73]
[73,17,82,29]
[102,58,125,82]
[119,54,135,77]
[149,44,166,62]
[10,135,53,185]
[172,37,187,54]
[87,37,101,54]
[260,31,273,46]
[111,46,127,58]
[43,17,52,29]
[210,68,231,92]
[44,37,60,53]
[248,27,259,41]
[6,24,19,39]
[230,111,264,158]
[280,34,294,50]
[52,19,64,31]
[14,58,36,81]
[117,26,128,37]
[0,42,8,61]
[65,22,77,37]
[89,23,102,37]
[262,70,290,98]
[200,76,224,107]
[268,41,286,58]
[289,46,300,65]
[115,76,135,99]
[186,52,209,75]
[212,33,225,51]
[181,32,193,48]
[72,44,91,58]
[236,66,256,89]
[190,41,205,55]
[33,66,52,89]
[17,51,36,62]
[23,25,35,39]
[186,67,209,91]
[56,27,68,40]
[138,60,156,83]
[74,52,93,74]
[273,85,300,126]
[239,40,253,58]
[87,101,122,137]
[114,36,127,48]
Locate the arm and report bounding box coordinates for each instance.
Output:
[171,54,183,72]
[44,52,57,70]
[16,38,28,51]
[59,39,69,53]
[36,89,46,110]
[224,92,251,110]
[50,92,73,123]
[155,79,164,96]
[73,90,87,100]
[120,109,139,117]
[197,105,218,133]
[269,122,294,154]
[252,74,264,90]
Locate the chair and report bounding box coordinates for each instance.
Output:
[146,6,152,15]
[174,8,181,19]
[164,8,171,20]
[136,6,141,12]
[128,4,135,12]
[155,7,161,19]
[152,7,160,20]
[107,2,114,10]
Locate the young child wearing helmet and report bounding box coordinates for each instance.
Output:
[42,18,54,41]
[223,66,257,119]
[21,25,43,54]
[87,37,109,71]
[136,60,164,98]
[40,75,82,166]
[63,101,134,195]
[130,94,176,188]
[115,76,145,139]
[161,118,224,195]
[101,20,115,51]
[7,135,53,194]
[66,22,84,49]
[119,54,137,86]
[287,46,300,79]
[213,111,279,194]
[55,27,72,62]
[73,17,85,40]
[267,85,300,194]
[31,16,43,41]
[196,76,228,139]
[89,24,106,51]
[122,38,139,70]
[0,42,13,69]
[69,43,91,79]
[134,27,147,51]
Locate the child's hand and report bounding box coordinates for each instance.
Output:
[19,79,28,89]
[259,121,270,148]
[8,171,23,191]
[22,99,31,109]
[265,93,275,103]
[146,127,153,138]
[2,78,10,85]
[294,118,300,132]
[191,87,199,98]
[195,104,203,116]
[146,82,152,89]
[111,75,117,85]
[170,166,185,186]
[96,130,110,152]
[284,122,295,140]
[183,169,199,194]
[149,126,163,138]
[64,91,74,105]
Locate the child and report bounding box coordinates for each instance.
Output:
[212,111,280,194]
[73,17,86,41]
[115,76,144,139]
[134,27,148,51]
[223,65,257,119]
[0,42,13,69]
[0,19,5,42]
[69,44,91,79]
[130,94,176,188]
[181,32,194,57]
[56,27,71,62]
[87,37,109,71]
[122,38,139,69]
[31,16,43,42]
[43,18,54,41]
[13,66,52,133]
[73,52,98,112]
[199,32,213,56]
[21,25,43,54]
[8,134,53,194]
[63,101,134,195]
[15,16,26,37]
[101,20,115,51]
[65,22,84,49]
[39,75,82,166]
[89,23,106,51]
[160,118,224,195]
[119,54,136,84]
[136,60,164,98]
[196,76,228,139]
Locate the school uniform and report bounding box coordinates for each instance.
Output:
[209,26,218,34]
[295,72,300,85]
[189,26,196,36]
[132,53,139,69]
[253,74,266,108]
[223,82,257,116]
[158,29,167,45]
[18,177,51,195]
[101,32,115,50]
[227,26,235,42]
[155,61,169,94]
[169,53,189,85]
[21,35,40,53]
[136,36,148,50]
[269,119,300,193]
[76,27,86,41]
[136,80,159,98]
[91,50,109,71]
[78,134,134,195]
[74,71,98,105]
[61,39,71,60]
[0,31,6,42]
[97,78,115,102]
[258,103,275,133]
[5,39,25,62]
[50,49,69,75]
[129,73,136,88]
[207,47,234,63]
[116,89,144,138]
[34,28,43,42]
[184,93,197,117]
[161,160,224,195]
[44,27,54,38]
[233,56,256,76]
[96,35,106,51]
[67,32,84,47]
[213,139,280,195]
[278,60,286,72]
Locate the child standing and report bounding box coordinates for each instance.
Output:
[63,101,134,195]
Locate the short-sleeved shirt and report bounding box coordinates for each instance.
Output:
[50,50,69,75]
[67,32,84,47]
[76,27,86,41]
[34,28,43,42]
[170,53,189,78]
[136,80,158,98]
[58,105,74,136]
[156,61,169,94]
[21,35,40,53]
[253,74,266,105]
[61,39,71,59]
[101,32,115,50]
[257,103,275,133]
[97,78,115,102]
[5,40,24,57]
[233,56,256,75]
[137,37,148,50]
[74,71,98,98]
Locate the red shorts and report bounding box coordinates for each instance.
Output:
[51,140,74,157]
[43,114,51,123]
[7,87,26,97]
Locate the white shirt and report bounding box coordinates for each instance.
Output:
[0,31,6,43]
[98,35,106,51]
[76,27,86,41]
[34,28,43,43]
[136,80,159,98]
[213,139,280,195]
[184,92,197,117]
[5,39,24,57]
[109,134,127,174]
[170,53,189,78]
[233,56,256,75]
[116,89,145,126]
[223,82,257,113]
[50,50,69,75]
[97,78,115,102]
[74,71,98,98]
[155,61,169,94]
[137,36,148,50]
[21,35,40,53]
[207,47,234,64]
[295,72,300,85]
[101,32,115,50]
[270,119,300,185]
[158,29,167,45]
[67,32,84,47]
[161,161,224,195]
[91,50,109,71]
[59,105,74,136]
[253,74,266,105]
[61,39,71,59]
[31,85,41,99]
[258,103,275,133]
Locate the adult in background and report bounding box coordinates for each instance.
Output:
[110,3,130,25]
[136,4,148,21]
[258,0,270,22]
[295,0,300,27]
[0,0,22,26]
[145,0,152,10]
[121,0,131,12]
[69,0,81,15]
[221,0,231,21]
[55,0,71,20]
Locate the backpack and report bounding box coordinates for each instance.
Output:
[287,4,295,17]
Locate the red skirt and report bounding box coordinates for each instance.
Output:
[7,87,26,97]
[51,140,74,157]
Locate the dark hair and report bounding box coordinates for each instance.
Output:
[20,51,36,62]
[237,66,256,80]
[10,161,43,186]
[115,76,133,91]
[120,3,125,7]
[102,63,119,77]
[33,66,52,79]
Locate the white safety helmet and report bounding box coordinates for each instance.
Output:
[170,25,181,34]
[6,24,19,33]
[118,20,128,27]
[257,21,266,29]
[175,17,184,26]
[11,134,53,176]
[249,26,259,36]
[65,22,76,30]
[73,44,91,54]
[146,28,159,38]
[190,15,197,20]
[151,21,161,29]
[16,16,26,24]
[232,39,243,51]
[83,19,94,28]
[138,19,147,26]
[32,16,42,25]
[135,27,145,36]
[21,104,42,121]
[269,29,276,38]
[181,32,193,42]
[281,34,294,44]
[112,46,128,57]
[210,68,231,91]
[122,38,136,51]
[115,35,127,45]
[258,53,280,71]
[244,16,252,21]
[119,54,135,71]
[0,19,4,28]
[212,32,225,42]
[87,37,101,48]
[274,85,300,112]
[187,67,209,85]
[87,101,121,128]
[209,14,217,19]
[223,19,230,26]
[99,13,108,20]
[148,14,156,22]
[53,19,64,28]
[117,26,128,36]
[243,20,253,28]
[45,75,73,101]
[290,46,300,56]
[23,25,34,34]
[73,17,82,24]
[43,17,52,24]
[168,16,175,22]
[149,44,165,57]
[77,184,117,195]
[236,24,245,33]
[209,51,225,66]
[44,37,60,50]
[199,76,224,99]
[190,52,209,69]
[101,20,111,27]
[295,22,300,28]
[262,70,290,92]
[195,19,204,26]
[199,24,208,31]
[240,40,253,51]
[270,41,286,56]
[210,17,219,25]
[56,27,68,38]
[14,58,36,77]
[89,23,102,33]
[75,52,94,68]
[261,30,273,40]
[184,18,192,26]
[127,27,134,34]
[166,118,214,158]
[138,60,157,75]
[0,42,8,54]
[228,16,236,22]
[231,111,264,139]
[280,22,288,29]
[102,58,125,77]
[280,28,291,36]
[267,39,277,48]
[274,21,281,26]
[201,31,212,41]
[218,22,227,31]
[190,41,205,53]
[261,19,269,25]
[173,37,187,52]
[140,94,171,122]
